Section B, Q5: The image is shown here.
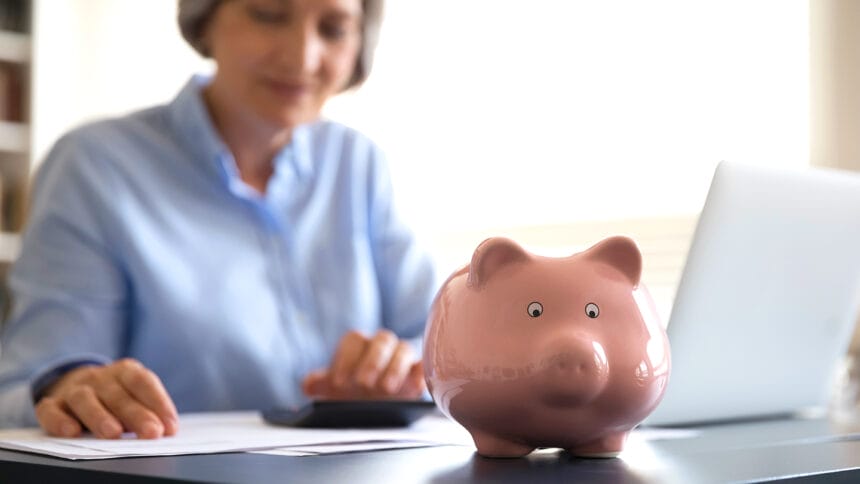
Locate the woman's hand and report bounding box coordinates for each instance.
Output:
[302,329,425,399]
[34,358,179,439]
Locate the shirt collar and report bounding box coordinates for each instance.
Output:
[273,121,313,182]
[168,75,229,183]
[167,75,315,189]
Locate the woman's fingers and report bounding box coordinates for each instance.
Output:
[378,341,414,394]
[101,381,164,439]
[354,330,398,390]
[308,331,426,399]
[64,385,124,439]
[34,358,179,439]
[330,331,369,389]
[397,361,427,398]
[34,396,82,438]
[301,370,332,397]
[115,359,179,436]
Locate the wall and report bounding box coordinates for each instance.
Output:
[810,0,860,173]
[28,1,810,236]
[809,0,860,354]
[30,0,209,168]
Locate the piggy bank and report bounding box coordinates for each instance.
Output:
[423,236,670,458]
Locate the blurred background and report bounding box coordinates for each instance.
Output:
[0,0,857,336]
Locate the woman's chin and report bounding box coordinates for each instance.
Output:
[251,111,316,132]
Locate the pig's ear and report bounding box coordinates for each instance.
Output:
[583,236,642,287]
[467,237,531,288]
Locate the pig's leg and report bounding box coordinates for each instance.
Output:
[471,431,535,458]
[567,431,627,458]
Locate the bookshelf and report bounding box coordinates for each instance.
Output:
[0,0,29,263]
[0,30,29,62]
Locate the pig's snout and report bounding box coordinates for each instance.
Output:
[546,341,608,380]
[548,350,605,376]
[540,338,609,407]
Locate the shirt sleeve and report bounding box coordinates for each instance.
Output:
[365,146,440,353]
[0,131,129,427]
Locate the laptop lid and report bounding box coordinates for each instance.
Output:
[644,162,860,426]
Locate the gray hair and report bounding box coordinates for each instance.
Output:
[177,0,383,90]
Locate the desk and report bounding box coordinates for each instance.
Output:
[1,417,859,483]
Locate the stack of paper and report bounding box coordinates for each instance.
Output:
[0,411,475,460]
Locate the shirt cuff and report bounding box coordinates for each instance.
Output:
[30,359,106,404]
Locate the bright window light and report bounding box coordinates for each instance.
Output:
[325,0,809,234]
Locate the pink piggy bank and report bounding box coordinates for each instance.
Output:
[423,236,671,458]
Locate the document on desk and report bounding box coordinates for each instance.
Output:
[251,413,474,457]
[0,411,474,460]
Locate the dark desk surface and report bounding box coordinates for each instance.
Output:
[2,417,860,484]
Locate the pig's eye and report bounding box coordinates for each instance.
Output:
[585,303,599,318]
[527,302,543,318]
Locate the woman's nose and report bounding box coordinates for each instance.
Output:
[277,25,323,74]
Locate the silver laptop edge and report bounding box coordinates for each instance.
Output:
[644,162,860,427]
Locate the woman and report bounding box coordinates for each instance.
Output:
[0,0,437,439]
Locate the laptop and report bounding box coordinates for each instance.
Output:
[644,161,860,427]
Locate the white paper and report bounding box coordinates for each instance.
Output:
[631,427,701,441]
[253,440,450,456]
[0,411,474,460]
[1,411,712,460]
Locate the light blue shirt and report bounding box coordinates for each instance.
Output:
[0,76,439,427]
